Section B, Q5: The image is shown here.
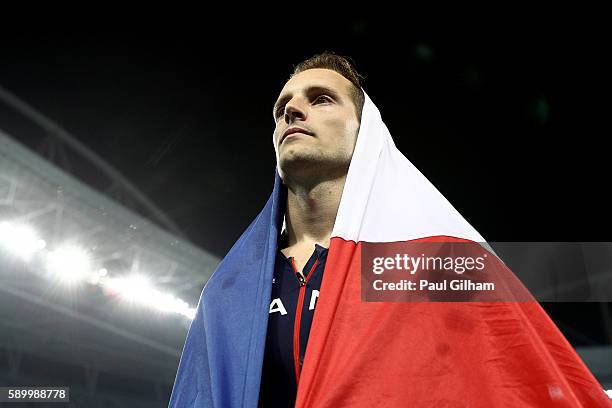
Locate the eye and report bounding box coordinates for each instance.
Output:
[314,95,332,104]
[275,95,332,120]
[275,105,285,119]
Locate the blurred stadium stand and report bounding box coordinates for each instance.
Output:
[0,130,219,407]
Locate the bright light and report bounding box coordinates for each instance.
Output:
[105,274,154,305]
[103,275,195,318]
[605,389,612,399]
[47,246,91,284]
[184,308,196,319]
[150,291,194,318]
[0,221,46,260]
[0,221,195,319]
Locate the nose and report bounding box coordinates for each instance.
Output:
[283,98,307,123]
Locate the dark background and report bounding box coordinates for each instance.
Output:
[0,18,609,347]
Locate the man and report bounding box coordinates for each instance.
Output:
[257,54,365,407]
[169,53,610,407]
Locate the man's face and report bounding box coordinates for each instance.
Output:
[272,68,360,183]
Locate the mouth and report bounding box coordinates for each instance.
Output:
[282,132,309,143]
[281,127,314,145]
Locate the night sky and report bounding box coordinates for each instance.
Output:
[0,19,609,343]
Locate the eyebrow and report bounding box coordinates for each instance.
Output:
[272,85,342,118]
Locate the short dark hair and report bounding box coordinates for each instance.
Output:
[291,51,365,121]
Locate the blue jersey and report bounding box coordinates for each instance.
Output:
[258,242,328,407]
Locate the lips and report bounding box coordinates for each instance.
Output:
[281,127,314,145]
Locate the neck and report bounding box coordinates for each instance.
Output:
[283,174,347,249]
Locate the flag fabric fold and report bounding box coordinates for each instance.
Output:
[168,171,286,407]
[169,92,610,407]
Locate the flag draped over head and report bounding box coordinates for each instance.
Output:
[169,92,610,407]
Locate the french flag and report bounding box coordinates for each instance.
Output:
[169,92,610,407]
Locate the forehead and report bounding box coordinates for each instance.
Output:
[276,68,353,100]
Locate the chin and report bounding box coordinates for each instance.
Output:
[279,148,318,165]
[278,153,320,177]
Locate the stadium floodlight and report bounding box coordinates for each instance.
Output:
[0,218,197,318]
[105,274,154,305]
[46,246,91,285]
[150,291,193,317]
[103,274,195,319]
[0,221,46,260]
[184,308,196,320]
